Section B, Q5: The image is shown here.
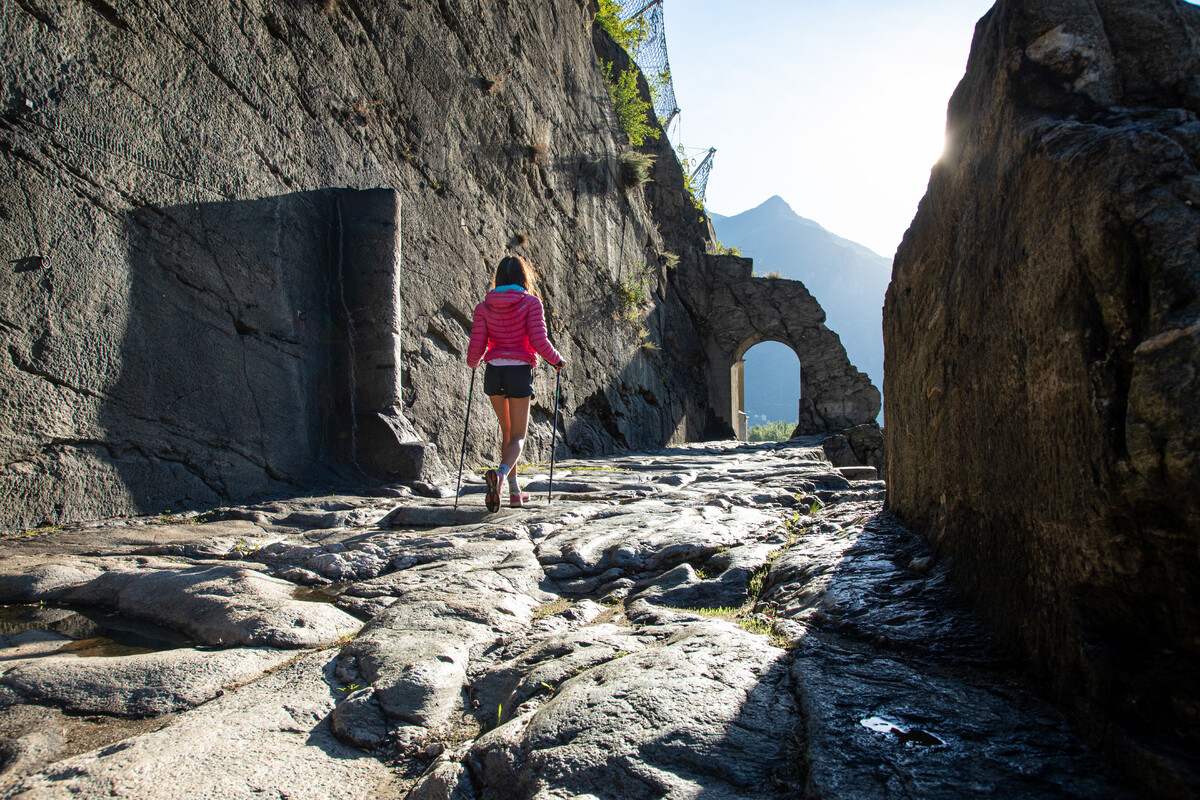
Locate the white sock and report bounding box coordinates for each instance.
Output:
[496,464,511,481]
[508,472,521,492]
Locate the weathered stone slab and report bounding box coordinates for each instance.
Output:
[536,501,775,579]
[61,563,362,649]
[0,520,270,560]
[4,652,391,799]
[0,647,294,717]
[0,557,361,648]
[334,527,548,729]
[0,630,75,661]
[464,617,800,799]
[0,557,107,602]
[468,623,650,727]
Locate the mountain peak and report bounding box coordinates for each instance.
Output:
[756,195,794,215]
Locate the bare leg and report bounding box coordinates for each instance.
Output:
[501,397,531,470]
[482,395,510,511]
[489,395,511,463]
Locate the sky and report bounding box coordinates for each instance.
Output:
[661,0,998,258]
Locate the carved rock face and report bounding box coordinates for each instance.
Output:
[883,0,1200,793]
[0,1,880,533]
[0,1,714,530]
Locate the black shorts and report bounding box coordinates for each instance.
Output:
[483,363,535,399]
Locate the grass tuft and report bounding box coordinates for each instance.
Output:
[678,606,791,649]
[619,150,655,187]
[706,240,743,257]
[532,598,574,618]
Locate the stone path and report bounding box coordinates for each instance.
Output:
[0,440,1140,799]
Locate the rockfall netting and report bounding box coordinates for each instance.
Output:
[617,0,678,131]
[617,0,715,203]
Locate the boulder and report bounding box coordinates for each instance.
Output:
[408,762,479,800]
[819,424,885,480]
[883,0,1200,793]
[329,687,391,751]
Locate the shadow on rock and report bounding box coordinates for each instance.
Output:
[768,509,1143,799]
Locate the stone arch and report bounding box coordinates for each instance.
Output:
[732,335,803,439]
[696,255,880,438]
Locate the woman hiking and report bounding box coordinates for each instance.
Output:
[466,255,564,511]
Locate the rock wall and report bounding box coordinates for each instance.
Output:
[883,0,1200,794]
[0,0,715,531]
[0,0,880,533]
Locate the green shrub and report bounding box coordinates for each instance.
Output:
[616,270,650,312]
[602,61,660,147]
[615,263,660,353]
[595,0,649,52]
[747,420,796,442]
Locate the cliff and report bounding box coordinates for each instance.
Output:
[0,0,881,533]
[883,0,1200,794]
[0,0,717,530]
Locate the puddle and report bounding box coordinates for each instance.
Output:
[292,584,346,603]
[0,604,195,658]
[860,716,946,747]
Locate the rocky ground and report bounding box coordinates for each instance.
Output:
[0,439,1140,799]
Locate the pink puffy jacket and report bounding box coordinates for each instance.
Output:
[466,289,562,369]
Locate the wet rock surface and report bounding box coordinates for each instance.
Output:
[0,440,1140,798]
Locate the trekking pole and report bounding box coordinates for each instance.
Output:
[547,366,562,503]
[453,368,477,515]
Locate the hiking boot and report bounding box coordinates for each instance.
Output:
[509,491,531,508]
[484,469,501,512]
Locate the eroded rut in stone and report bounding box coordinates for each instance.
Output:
[0,441,1137,799]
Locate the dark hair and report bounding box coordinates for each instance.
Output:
[492,255,538,296]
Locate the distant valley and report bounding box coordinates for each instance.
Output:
[711,196,891,425]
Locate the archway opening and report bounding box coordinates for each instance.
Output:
[738,341,801,441]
